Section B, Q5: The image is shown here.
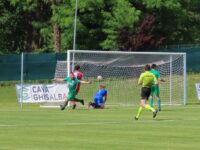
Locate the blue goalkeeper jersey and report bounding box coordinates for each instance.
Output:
[94,89,107,105]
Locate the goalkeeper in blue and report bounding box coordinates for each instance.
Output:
[88,85,107,109]
[149,64,165,111]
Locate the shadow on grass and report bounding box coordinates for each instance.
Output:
[155,118,183,121]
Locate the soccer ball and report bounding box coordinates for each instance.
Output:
[97,75,103,80]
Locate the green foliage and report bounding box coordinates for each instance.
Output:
[101,0,141,49]
[0,1,21,53]
[142,0,181,9]
[0,0,200,52]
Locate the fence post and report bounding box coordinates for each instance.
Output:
[20,52,24,108]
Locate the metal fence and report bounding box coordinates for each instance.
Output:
[0,48,200,81]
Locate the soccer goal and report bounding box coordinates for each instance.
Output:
[55,50,186,107]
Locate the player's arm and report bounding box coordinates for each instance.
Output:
[138,74,143,85]
[154,76,159,85]
[158,72,165,82]
[52,78,64,83]
[80,80,92,84]
[103,94,107,103]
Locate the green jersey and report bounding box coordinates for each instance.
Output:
[64,77,80,93]
[139,71,157,88]
[150,69,160,79]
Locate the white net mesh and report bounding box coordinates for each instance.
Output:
[54,50,186,107]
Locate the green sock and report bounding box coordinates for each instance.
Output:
[149,98,153,107]
[136,107,143,118]
[62,101,68,108]
[144,104,155,112]
[157,99,161,109]
[74,98,83,102]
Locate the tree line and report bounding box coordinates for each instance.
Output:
[0,0,200,54]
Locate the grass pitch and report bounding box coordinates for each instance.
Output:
[0,106,200,150]
[0,73,200,150]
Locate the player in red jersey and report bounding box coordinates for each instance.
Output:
[73,65,83,93]
[71,65,83,109]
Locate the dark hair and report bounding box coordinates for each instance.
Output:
[70,72,74,75]
[151,64,157,69]
[75,65,80,70]
[144,64,151,71]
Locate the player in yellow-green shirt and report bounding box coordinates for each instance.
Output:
[149,64,165,111]
[135,64,158,120]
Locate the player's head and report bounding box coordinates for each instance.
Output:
[151,64,157,69]
[70,72,75,79]
[100,85,106,89]
[144,64,151,71]
[74,65,80,71]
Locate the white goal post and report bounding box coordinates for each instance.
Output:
[55,50,186,107]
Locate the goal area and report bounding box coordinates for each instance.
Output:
[55,50,186,107]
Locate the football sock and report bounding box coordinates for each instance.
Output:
[157,99,161,110]
[149,98,153,107]
[136,107,143,118]
[74,98,83,102]
[61,101,68,109]
[144,104,155,112]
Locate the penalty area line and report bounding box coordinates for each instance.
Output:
[63,121,121,126]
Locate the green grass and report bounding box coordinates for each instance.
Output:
[0,73,200,150]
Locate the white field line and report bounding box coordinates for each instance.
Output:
[0,121,121,127]
[0,118,199,127]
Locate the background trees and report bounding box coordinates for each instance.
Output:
[0,0,200,53]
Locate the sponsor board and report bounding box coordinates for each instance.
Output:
[195,83,200,100]
[16,84,68,103]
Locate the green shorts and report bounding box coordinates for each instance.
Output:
[67,92,76,101]
[151,85,160,96]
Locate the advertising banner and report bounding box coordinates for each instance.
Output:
[195,83,200,100]
[16,84,68,103]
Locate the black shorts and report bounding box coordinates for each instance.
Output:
[141,87,151,100]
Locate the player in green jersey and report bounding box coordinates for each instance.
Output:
[135,64,158,120]
[149,64,165,111]
[53,72,91,110]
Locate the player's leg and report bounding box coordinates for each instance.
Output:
[155,85,161,111]
[149,96,153,107]
[88,102,96,109]
[94,104,103,109]
[135,88,147,120]
[135,107,143,120]
[96,97,104,109]
[60,93,74,110]
[74,97,84,105]
[88,101,92,109]
[135,87,157,120]
[71,90,80,109]
[88,97,97,109]
[143,88,158,118]
[156,96,161,111]
[149,85,155,107]
[60,100,68,110]
[71,101,76,109]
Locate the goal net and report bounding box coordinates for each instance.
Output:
[55,50,186,107]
